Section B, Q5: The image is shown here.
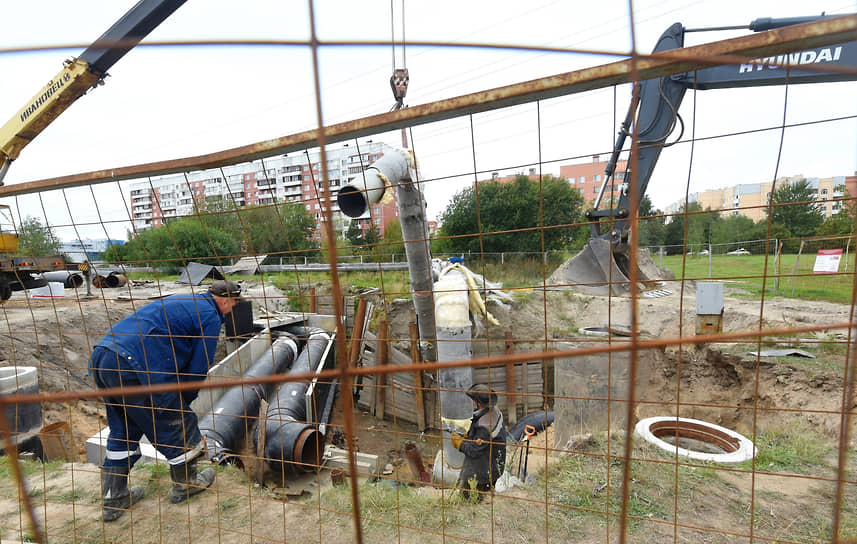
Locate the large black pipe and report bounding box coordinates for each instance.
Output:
[507,411,555,443]
[41,271,84,289]
[199,335,299,466]
[259,326,331,478]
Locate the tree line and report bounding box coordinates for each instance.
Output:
[435,176,854,254]
[12,177,854,262]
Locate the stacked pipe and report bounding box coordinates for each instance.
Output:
[41,271,84,289]
[198,335,299,466]
[258,326,331,478]
[92,271,126,288]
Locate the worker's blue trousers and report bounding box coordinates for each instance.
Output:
[89,346,203,469]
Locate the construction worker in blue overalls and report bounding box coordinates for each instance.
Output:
[89,280,241,521]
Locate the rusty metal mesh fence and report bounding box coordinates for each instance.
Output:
[0,11,855,544]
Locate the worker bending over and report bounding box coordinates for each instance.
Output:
[451,384,507,500]
[88,280,242,521]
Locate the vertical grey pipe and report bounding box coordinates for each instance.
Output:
[335,148,437,362]
[395,159,437,363]
[431,268,473,485]
[260,327,331,479]
[198,335,298,465]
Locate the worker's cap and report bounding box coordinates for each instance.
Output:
[465,383,497,406]
[208,279,243,299]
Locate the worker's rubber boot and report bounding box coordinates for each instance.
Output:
[169,460,215,504]
[101,466,145,522]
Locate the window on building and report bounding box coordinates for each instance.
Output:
[374,218,381,225]
[578,176,585,183]
[305,204,310,210]
[822,188,828,196]
[594,175,601,182]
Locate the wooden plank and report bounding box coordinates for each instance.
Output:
[409,321,426,431]
[375,320,388,421]
[255,399,268,486]
[505,331,517,425]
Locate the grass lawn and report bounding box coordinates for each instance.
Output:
[657,253,856,304]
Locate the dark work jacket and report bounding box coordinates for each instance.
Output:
[457,405,507,494]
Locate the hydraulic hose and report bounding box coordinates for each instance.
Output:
[198,335,299,466]
[260,326,332,477]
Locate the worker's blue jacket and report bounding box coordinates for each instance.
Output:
[90,293,226,465]
[95,293,224,400]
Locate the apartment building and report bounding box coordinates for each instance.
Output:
[559,155,628,205]
[128,141,401,239]
[664,174,857,222]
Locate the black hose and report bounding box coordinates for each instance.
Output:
[507,411,554,443]
[260,327,331,478]
[199,335,298,465]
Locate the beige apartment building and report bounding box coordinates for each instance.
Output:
[664,174,857,222]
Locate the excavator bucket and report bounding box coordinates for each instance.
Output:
[548,238,673,296]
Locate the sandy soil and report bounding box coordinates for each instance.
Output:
[0,277,853,543]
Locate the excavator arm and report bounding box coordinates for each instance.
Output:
[0,0,187,185]
[555,14,857,295]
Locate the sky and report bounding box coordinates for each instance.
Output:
[0,0,855,242]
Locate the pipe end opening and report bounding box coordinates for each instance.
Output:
[293,428,325,473]
[337,186,368,218]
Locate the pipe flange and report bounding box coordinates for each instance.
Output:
[634,416,756,463]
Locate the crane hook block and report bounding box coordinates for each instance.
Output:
[390,68,409,102]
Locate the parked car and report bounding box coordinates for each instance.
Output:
[727,248,751,255]
[698,249,709,255]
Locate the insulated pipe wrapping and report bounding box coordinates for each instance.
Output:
[260,327,330,476]
[396,159,437,363]
[432,269,473,484]
[41,271,84,289]
[337,148,411,218]
[199,335,299,465]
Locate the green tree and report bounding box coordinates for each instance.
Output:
[709,214,755,246]
[345,220,364,247]
[239,202,317,257]
[382,218,405,257]
[770,179,823,238]
[17,216,60,256]
[816,184,855,238]
[636,195,666,247]
[816,209,854,237]
[437,175,585,253]
[116,218,238,270]
[663,202,717,253]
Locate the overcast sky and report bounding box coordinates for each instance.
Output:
[0,0,855,241]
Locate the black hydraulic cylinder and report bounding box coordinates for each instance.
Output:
[749,15,831,32]
[259,327,331,478]
[199,335,298,465]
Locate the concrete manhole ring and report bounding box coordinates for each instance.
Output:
[634,416,757,463]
